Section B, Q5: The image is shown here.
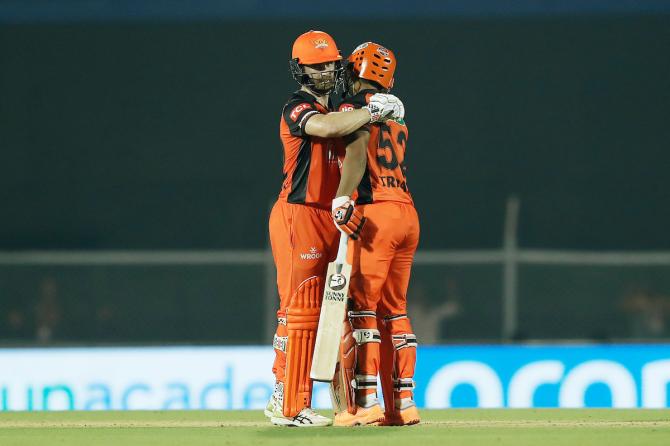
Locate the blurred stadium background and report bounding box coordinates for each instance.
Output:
[1,0,670,412]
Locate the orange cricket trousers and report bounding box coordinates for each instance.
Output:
[268,200,340,414]
[269,200,340,311]
[347,200,420,402]
[348,201,420,316]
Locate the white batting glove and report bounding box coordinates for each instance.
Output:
[396,98,405,120]
[365,93,405,123]
[332,195,366,240]
[384,94,405,120]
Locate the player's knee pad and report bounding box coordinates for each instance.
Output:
[283,276,322,417]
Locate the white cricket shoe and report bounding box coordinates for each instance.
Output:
[265,381,285,418]
[271,407,332,427]
[264,393,281,418]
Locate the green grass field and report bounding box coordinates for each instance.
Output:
[1,409,669,446]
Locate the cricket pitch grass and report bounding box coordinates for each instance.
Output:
[1,409,669,446]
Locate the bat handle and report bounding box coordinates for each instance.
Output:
[335,232,349,264]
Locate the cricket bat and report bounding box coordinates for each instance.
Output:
[310,233,351,382]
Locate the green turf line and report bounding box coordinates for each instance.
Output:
[0,410,669,446]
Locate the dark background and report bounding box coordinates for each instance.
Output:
[1,6,670,344]
[3,17,669,251]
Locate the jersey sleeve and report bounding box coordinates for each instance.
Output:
[282,99,320,137]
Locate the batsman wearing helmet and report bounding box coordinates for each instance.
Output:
[330,42,420,426]
[266,31,405,427]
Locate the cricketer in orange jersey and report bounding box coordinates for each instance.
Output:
[330,42,420,427]
[266,31,406,427]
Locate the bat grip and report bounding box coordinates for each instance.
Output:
[335,232,349,264]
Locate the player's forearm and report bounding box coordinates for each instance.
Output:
[336,137,368,197]
[304,109,370,138]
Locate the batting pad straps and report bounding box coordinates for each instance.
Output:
[273,334,288,352]
[353,374,378,390]
[350,311,380,345]
[394,378,415,391]
[391,333,418,350]
[349,310,376,319]
[353,329,381,345]
[274,381,285,408]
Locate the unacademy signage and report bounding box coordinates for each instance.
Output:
[0,345,668,410]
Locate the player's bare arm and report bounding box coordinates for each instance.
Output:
[331,129,369,240]
[336,129,370,197]
[304,109,371,138]
[330,130,369,239]
[304,93,404,138]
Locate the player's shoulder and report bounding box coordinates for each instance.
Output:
[282,90,321,124]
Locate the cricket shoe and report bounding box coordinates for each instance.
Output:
[263,393,281,418]
[271,407,332,427]
[383,398,420,426]
[333,403,385,426]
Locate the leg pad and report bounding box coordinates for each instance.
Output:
[283,276,322,417]
[379,314,418,413]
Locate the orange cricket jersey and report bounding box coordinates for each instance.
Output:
[336,90,414,205]
[277,91,343,209]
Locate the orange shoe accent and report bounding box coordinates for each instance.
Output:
[334,404,385,426]
[384,405,420,426]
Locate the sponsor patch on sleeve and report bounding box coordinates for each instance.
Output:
[289,103,313,121]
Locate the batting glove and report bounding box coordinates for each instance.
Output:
[332,196,366,240]
[365,93,405,123]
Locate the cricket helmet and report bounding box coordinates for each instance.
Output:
[347,42,396,90]
[291,30,342,65]
[289,30,344,94]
